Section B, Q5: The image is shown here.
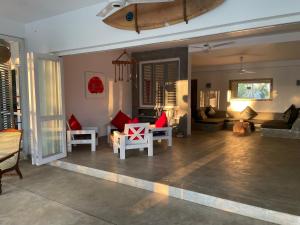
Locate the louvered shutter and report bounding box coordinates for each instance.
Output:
[154,63,164,106]
[0,62,14,129]
[165,61,178,107]
[141,60,179,107]
[142,63,154,105]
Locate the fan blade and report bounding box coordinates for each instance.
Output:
[212,41,235,48]
[244,70,256,74]
[217,53,264,58]
[190,46,206,49]
[97,3,115,17]
[127,0,174,3]
[240,69,255,74]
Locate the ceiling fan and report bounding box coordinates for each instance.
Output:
[97,0,174,18]
[190,41,235,53]
[239,56,255,74]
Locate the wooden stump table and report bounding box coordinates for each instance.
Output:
[233,121,251,136]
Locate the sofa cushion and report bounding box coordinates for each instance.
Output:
[128,117,140,124]
[288,108,299,125]
[292,118,300,132]
[196,110,207,120]
[155,112,168,128]
[68,114,82,130]
[205,106,216,117]
[111,110,131,132]
[261,120,292,130]
[283,104,296,122]
[240,106,257,120]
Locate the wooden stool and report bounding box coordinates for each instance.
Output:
[233,121,251,136]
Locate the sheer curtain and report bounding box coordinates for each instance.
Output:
[38,59,63,158]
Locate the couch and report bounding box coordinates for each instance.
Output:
[261,105,300,139]
[193,105,298,135]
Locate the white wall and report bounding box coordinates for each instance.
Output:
[63,50,132,136]
[0,17,25,38]
[25,0,300,55]
[192,60,300,113]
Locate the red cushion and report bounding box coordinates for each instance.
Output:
[68,114,82,130]
[111,110,131,132]
[128,117,139,124]
[0,128,20,132]
[155,112,168,128]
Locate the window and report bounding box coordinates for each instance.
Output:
[140,59,179,107]
[199,90,220,108]
[230,79,273,100]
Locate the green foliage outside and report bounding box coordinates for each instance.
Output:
[237,82,271,100]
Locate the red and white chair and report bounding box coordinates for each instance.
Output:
[112,123,153,159]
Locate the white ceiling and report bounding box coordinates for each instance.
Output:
[0,0,103,23]
[191,41,300,67]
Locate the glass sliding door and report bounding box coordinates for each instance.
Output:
[28,53,66,165]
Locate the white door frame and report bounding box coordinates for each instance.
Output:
[29,53,66,165]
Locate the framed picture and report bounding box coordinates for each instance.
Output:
[84,71,106,99]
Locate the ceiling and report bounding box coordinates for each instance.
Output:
[191,41,300,67]
[0,0,102,23]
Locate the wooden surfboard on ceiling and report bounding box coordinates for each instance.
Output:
[103,0,224,33]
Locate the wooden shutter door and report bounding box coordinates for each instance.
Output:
[0,62,14,130]
[142,63,154,106]
[165,61,178,107]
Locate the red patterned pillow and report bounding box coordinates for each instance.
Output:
[111,110,131,132]
[128,117,139,124]
[155,112,168,128]
[68,114,82,130]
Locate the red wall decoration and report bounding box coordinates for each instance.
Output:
[88,76,104,94]
[85,71,106,99]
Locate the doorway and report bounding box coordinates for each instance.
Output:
[191,79,198,120]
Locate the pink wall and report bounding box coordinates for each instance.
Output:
[63,51,132,136]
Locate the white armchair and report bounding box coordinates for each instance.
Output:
[112,123,153,159]
[108,123,173,147]
[150,125,173,147]
[67,125,99,152]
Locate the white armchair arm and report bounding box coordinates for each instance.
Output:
[82,126,99,133]
[67,127,98,152]
[68,129,95,135]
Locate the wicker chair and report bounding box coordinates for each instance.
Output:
[0,130,22,194]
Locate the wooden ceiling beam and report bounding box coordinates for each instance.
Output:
[134,4,140,34]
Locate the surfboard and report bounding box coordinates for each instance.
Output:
[103,0,224,33]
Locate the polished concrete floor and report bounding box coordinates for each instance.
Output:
[0,163,273,225]
[61,130,300,216]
